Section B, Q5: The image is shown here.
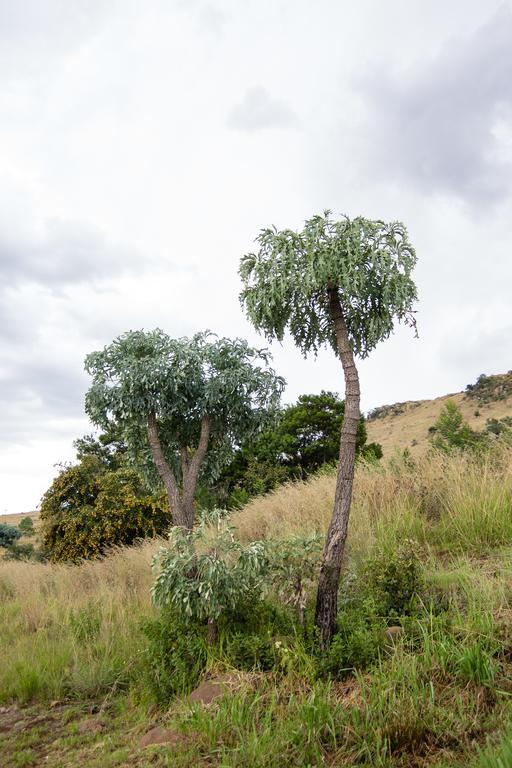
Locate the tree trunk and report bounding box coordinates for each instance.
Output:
[314,287,361,647]
[147,410,186,527]
[182,415,210,530]
[147,410,210,531]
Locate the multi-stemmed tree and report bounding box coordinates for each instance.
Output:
[85,329,284,530]
[240,211,418,645]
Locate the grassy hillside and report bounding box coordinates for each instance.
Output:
[3,445,512,766]
[366,371,512,456]
[1,511,39,527]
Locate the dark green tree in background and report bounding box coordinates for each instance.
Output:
[240,211,418,645]
[215,391,381,508]
[0,523,22,549]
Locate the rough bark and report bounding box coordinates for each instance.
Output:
[182,415,210,529]
[147,410,186,527]
[147,410,210,530]
[314,287,361,647]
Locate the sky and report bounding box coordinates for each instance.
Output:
[1,0,511,514]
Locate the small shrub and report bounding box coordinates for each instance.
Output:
[18,517,35,536]
[0,523,22,548]
[266,535,322,631]
[429,400,481,453]
[220,597,297,671]
[141,609,208,704]
[3,543,46,562]
[151,517,268,638]
[359,541,425,622]
[319,597,385,678]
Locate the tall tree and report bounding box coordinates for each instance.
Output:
[85,330,284,530]
[240,211,418,645]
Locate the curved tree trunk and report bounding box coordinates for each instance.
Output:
[314,287,361,647]
[147,410,210,530]
[147,410,186,527]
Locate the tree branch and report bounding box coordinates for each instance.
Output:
[183,415,210,520]
[147,410,183,526]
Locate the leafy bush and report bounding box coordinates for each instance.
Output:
[17,517,34,536]
[429,400,480,453]
[358,542,425,622]
[3,542,47,562]
[267,535,322,630]
[0,523,22,548]
[318,597,385,677]
[151,518,268,635]
[40,456,170,562]
[141,608,208,704]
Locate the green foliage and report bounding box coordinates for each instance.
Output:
[358,542,425,622]
[486,416,512,437]
[85,329,285,494]
[267,535,322,627]
[0,523,22,548]
[318,598,386,678]
[141,609,208,704]
[429,400,480,452]
[240,211,417,358]
[73,422,127,470]
[215,391,380,506]
[40,456,170,562]
[152,517,268,622]
[17,517,34,536]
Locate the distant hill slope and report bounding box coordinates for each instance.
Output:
[366,371,512,456]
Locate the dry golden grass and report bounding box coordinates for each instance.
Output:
[0,511,40,527]
[366,390,512,457]
[0,537,162,633]
[232,445,512,557]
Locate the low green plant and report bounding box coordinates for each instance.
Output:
[141,608,208,704]
[429,400,481,453]
[152,516,268,641]
[318,597,386,678]
[0,523,22,548]
[267,534,322,631]
[2,543,46,562]
[17,517,35,536]
[358,541,425,622]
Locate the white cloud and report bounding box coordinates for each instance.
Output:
[0,0,511,512]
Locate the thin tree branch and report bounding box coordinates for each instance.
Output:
[147,410,183,526]
[183,414,210,518]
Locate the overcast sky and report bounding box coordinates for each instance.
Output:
[1,0,511,513]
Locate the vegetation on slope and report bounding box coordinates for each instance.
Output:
[3,445,512,766]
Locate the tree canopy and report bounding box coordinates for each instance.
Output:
[85,329,284,528]
[240,211,417,358]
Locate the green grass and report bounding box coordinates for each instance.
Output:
[3,447,512,765]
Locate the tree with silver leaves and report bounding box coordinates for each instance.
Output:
[85,330,284,530]
[239,211,418,646]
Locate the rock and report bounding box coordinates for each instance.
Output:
[78,718,104,735]
[383,626,403,646]
[140,726,183,748]
[189,673,237,705]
